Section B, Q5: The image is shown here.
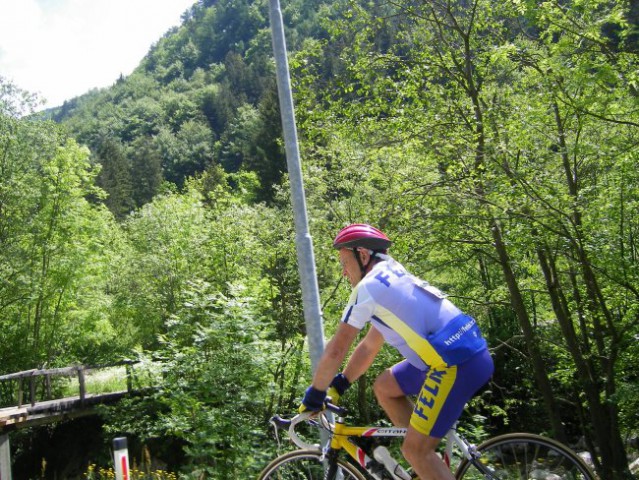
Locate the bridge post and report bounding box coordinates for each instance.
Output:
[29,376,36,406]
[0,434,11,480]
[17,379,23,408]
[125,363,132,392]
[45,374,51,400]
[78,368,86,405]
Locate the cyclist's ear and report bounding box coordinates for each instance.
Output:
[356,247,371,266]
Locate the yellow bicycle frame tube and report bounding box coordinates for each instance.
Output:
[330,421,407,468]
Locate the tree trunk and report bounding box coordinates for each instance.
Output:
[537,245,631,478]
[357,374,370,424]
[551,100,632,479]
[490,219,567,442]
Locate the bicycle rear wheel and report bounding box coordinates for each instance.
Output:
[454,433,595,480]
[258,449,367,480]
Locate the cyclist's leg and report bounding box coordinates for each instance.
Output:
[373,360,424,427]
[403,427,454,480]
[403,350,494,480]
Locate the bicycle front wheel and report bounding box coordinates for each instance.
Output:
[455,433,596,480]
[258,449,367,480]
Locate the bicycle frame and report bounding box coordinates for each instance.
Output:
[266,409,596,480]
[330,417,406,471]
[283,410,480,479]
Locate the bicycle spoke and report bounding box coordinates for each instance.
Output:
[455,434,595,480]
[258,449,366,480]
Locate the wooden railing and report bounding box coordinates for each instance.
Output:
[0,361,139,409]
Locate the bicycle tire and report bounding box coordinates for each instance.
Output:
[454,433,596,480]
[258,449,368,480]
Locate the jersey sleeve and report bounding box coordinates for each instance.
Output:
[339,283,376,330]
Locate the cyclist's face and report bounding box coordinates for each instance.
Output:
[338,248,363,287]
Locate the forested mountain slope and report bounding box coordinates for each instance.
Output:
[3,0,639,478]
[49,0,329,214]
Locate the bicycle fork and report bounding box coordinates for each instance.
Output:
[322,449,343,480]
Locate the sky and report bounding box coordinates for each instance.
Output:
[0,0,195,109]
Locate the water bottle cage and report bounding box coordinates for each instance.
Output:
[367,459,386,475]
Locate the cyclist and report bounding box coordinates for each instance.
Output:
[300,223,494,480]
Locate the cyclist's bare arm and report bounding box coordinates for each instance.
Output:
[311,322,360,390]
[343,326,385,383]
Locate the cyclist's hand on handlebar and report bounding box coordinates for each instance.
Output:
[326,386,341,404]
[299,386,326,413]
[326,373,351,405]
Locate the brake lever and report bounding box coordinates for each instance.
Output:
[269,415,291,448]
[270,417,280,447]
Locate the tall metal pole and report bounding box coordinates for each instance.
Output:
[268,0,325,371]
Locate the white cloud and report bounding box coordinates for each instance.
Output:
[0,0,195,108]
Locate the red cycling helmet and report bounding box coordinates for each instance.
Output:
[333,224,392,252]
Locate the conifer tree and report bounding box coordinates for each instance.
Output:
[96,137,134,219]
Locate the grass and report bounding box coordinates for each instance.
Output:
[84,464,177,480]
[59,363,162,398]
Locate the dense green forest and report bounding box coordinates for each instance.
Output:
[1,0,639,478]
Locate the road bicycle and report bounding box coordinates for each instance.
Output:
[258,403,596,480]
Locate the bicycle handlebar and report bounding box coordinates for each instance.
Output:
[270,402,346,449]
[324,401,347,416]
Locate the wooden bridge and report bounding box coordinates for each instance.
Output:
[0,362,149,479]
[0,362,142,432]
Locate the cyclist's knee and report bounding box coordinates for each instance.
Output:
[372,372,386,399]
[373,369,399,400]
[402,428,439,464]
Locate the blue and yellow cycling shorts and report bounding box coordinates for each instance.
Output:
[391,348,494,438]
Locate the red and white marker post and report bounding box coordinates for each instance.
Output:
[113,437,129,480]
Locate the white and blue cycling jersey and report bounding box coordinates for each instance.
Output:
[340,258,487,370]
